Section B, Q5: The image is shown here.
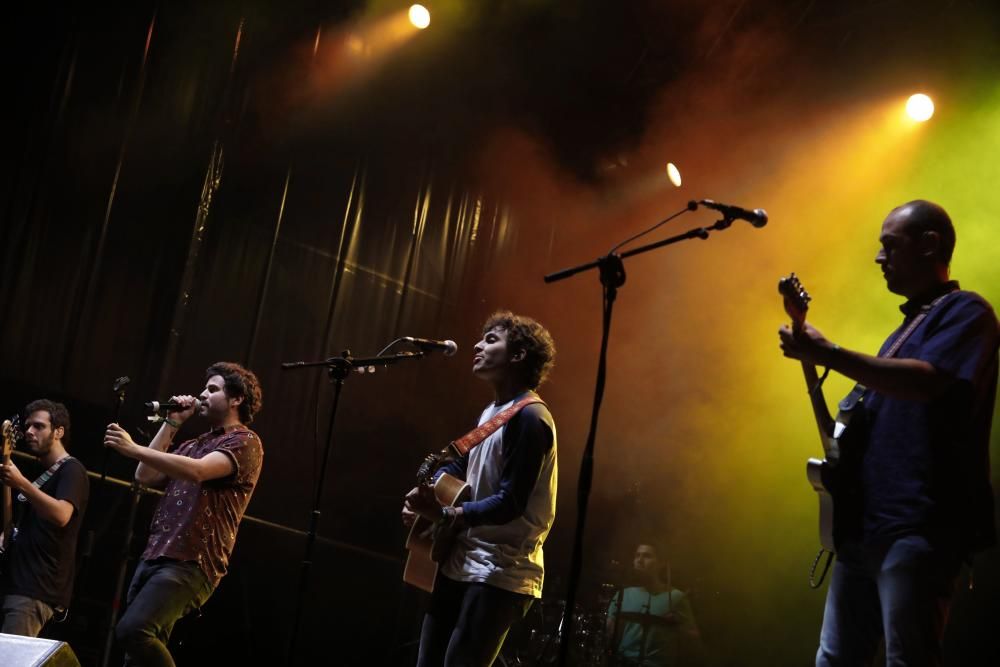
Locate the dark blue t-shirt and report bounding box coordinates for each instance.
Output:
[860,285,998,551]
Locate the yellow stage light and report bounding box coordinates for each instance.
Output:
[666,162,682,187]
[409,4,431,29]
[906,93,934,122]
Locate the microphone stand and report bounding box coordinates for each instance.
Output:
[102,376,131,482]
[97,375,130,667]
[545,202,761,667]
[282,349,425,666]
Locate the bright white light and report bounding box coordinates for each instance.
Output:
[666,162,682,187]
[409,4,431,29]
[906,93,934,122]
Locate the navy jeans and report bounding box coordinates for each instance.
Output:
[417,574,533,667]
[116,558,214,667]
[816,534,962,667]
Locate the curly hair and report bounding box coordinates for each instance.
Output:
[206,362,263,424]
[482,310,556,390]
[24,399,71,443]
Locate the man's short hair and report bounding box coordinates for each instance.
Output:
[482,310,557,390]
[24,399,71,443]
[206,362,263,424]
[897,199,956,266]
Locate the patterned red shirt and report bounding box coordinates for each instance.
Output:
[142,425,263,587]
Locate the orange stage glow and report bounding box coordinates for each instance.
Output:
[291,9,426,112]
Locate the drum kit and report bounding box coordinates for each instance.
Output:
[498,596,608,666]
[499,580,667,667]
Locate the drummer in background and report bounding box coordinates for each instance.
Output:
[606,542,703,667]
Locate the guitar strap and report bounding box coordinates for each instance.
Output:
[17,455,74,504]
[842,288,958,404]
[449,396,545,457]
[882,289,957,358]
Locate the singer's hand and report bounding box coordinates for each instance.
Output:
[104,423,141,458]
[0,459,29,492]
[167,395,200,425]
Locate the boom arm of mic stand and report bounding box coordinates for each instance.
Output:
[544,217,737,284]
[281,351,423,371]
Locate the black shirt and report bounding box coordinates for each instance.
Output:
[3,457,90,608]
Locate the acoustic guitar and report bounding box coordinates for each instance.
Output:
[403,446,470,593]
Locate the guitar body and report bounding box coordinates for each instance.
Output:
[807,457,837,551]
[403,472,471,592]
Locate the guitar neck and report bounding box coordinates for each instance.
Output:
[2,487,11,547]
[800,360,835,451]
[791,315,836,450]
[1,451,11,545]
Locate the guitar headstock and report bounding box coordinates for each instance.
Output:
[2,415,22,459]
[778,273,811,329]
[416,443,461,485]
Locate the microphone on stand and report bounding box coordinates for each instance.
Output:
[694,199,768,228]
[145,398,204,412]
[402,337,459,357]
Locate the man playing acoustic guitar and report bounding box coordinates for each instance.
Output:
[778,200,998,666]
[402,310,557,667]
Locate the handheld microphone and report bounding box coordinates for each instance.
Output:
[145,398,204,412]
[695,199,768,228]
[402,337,459,357]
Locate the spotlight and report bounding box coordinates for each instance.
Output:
[666,162,682,187]
[905,93,934,122]
[409,4,431,29]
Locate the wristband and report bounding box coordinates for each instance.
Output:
[164,418,181,429]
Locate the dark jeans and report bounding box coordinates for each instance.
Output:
[417,574,533,667]
[816,534,962,667]
[116,558,214,667]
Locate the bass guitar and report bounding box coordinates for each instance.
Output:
[779,274,864,553]
[1,415,21,557]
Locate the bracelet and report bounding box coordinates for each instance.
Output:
[164,418,181,429]
[440,506,459,526]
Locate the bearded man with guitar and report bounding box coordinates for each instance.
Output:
[0,399,89,637]
[778,200,998,666]
[402,310,557,667]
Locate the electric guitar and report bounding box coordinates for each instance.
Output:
[403,446,471,593]
[1,416,21,557]
[779,274,864,552]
